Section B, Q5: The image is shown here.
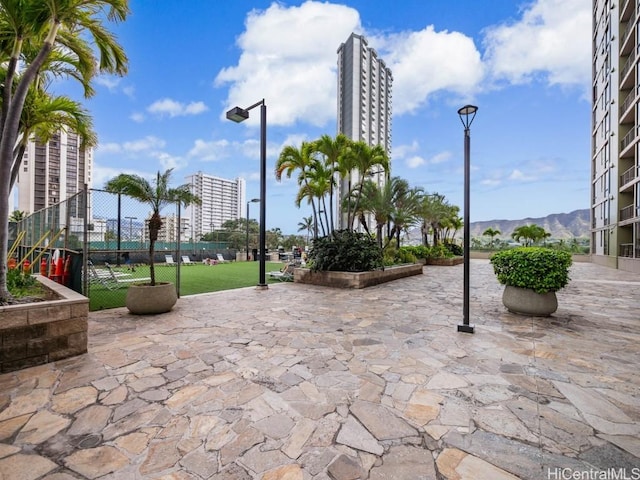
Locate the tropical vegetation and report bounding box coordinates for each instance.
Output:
[105,169,200,286]
[490,247,572,294]
[0,0,129,304]
[275,134,463,271]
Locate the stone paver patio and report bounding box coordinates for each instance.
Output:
[0,260,638,479]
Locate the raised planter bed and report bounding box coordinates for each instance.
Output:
[0,276,89,373]
[294,263,423,289]
[425,256,464,266]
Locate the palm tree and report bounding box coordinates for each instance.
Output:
[275,142,320,227]
[297,216,313,245]
[483,227,501,248]
[104,169,200,286]
[511,224,548,247]
[341,141,389,230]
[9,210,26,222]
[0,0,128,303]
[312,133,348,234]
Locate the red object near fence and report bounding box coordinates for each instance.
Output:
[40,258,47,276]
[62,256,71,286]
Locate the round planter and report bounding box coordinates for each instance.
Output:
[125,282,177,315]
[502,285,558,316]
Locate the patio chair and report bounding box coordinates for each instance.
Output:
[216,253,228,263]
[181,256,195,265]
[165,254,177,266]
[268,263,296,282]
[104,263,150,286]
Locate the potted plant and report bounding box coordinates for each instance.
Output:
[490,247,572,316]
[105,169,200,314]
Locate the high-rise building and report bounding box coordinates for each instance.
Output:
[592,0,640,273]
[337,33,393,229]
[184,172,245,240]
[17,130,93,214]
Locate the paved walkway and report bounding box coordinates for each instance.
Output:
[0,260,639,480]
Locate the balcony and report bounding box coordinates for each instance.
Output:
[620,165,638,187]
[620,126,637,152]
[620,48,637,88]
[620,203,637,221]
[620,89,637,123]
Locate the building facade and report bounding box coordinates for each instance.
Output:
[17,130,93,214]
[592,0,640,273]
[336,33,393,229]
[184,172,245,240]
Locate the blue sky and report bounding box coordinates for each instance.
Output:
[63,0,590,234]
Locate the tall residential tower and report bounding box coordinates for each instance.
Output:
[592,0,640,273]
[184,172,245,240]
[337,33,393,229]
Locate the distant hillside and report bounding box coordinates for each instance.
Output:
[468,209,590,240]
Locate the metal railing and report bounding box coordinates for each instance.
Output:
[621,126,637,151]
[620,165,638,186]
[620,47,637,83]
[620,203,637,221]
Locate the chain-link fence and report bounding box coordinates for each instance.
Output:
[10,187,238,311]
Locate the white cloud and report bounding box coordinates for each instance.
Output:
[130,112,145,123]
[376,27,484,114]
[430,151,452,164]
[123,136,166,153]
[215,1,361,127]
[188,139,231,161]
[508,169,537,181]
[394,141,420,159]
[214,0,588,131]
[147,98,209,118]
[483,0,590,89]
[95,76,121,91]
[406,156,425,168]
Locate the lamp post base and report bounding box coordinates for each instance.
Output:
[256,284,269,291]
[457,324,475,334]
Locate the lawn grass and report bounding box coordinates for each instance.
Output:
[89,261,285,311]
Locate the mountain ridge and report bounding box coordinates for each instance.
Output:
[468,208,590,239]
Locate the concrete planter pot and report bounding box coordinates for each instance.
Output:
[502,285,558,317]
[126,282,177,315]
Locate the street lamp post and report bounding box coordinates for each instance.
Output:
[457,105,478,334]
[246,198,260,261]
[227,99,268,289]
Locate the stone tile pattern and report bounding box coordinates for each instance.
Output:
[0,261,638,479]
[0,276,88,373]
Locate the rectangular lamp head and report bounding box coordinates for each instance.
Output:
[226,107,249,123]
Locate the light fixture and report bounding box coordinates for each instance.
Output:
[226,100,268,289]
[457,104,478,334]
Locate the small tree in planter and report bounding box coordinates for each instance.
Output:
[490,247,572,316]
[105,169,200,314]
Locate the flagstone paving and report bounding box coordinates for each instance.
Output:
[0,260,638,479]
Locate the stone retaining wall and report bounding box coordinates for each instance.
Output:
[294,263,423,289]
[0,276,89,373]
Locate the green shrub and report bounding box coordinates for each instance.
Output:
[428,244,454,259]
[7,268,38,298]
[443,241,463,256]
[490,247,572,294]
[384,246,417,266]
[308,230,383,272]
[400,245,430,259]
